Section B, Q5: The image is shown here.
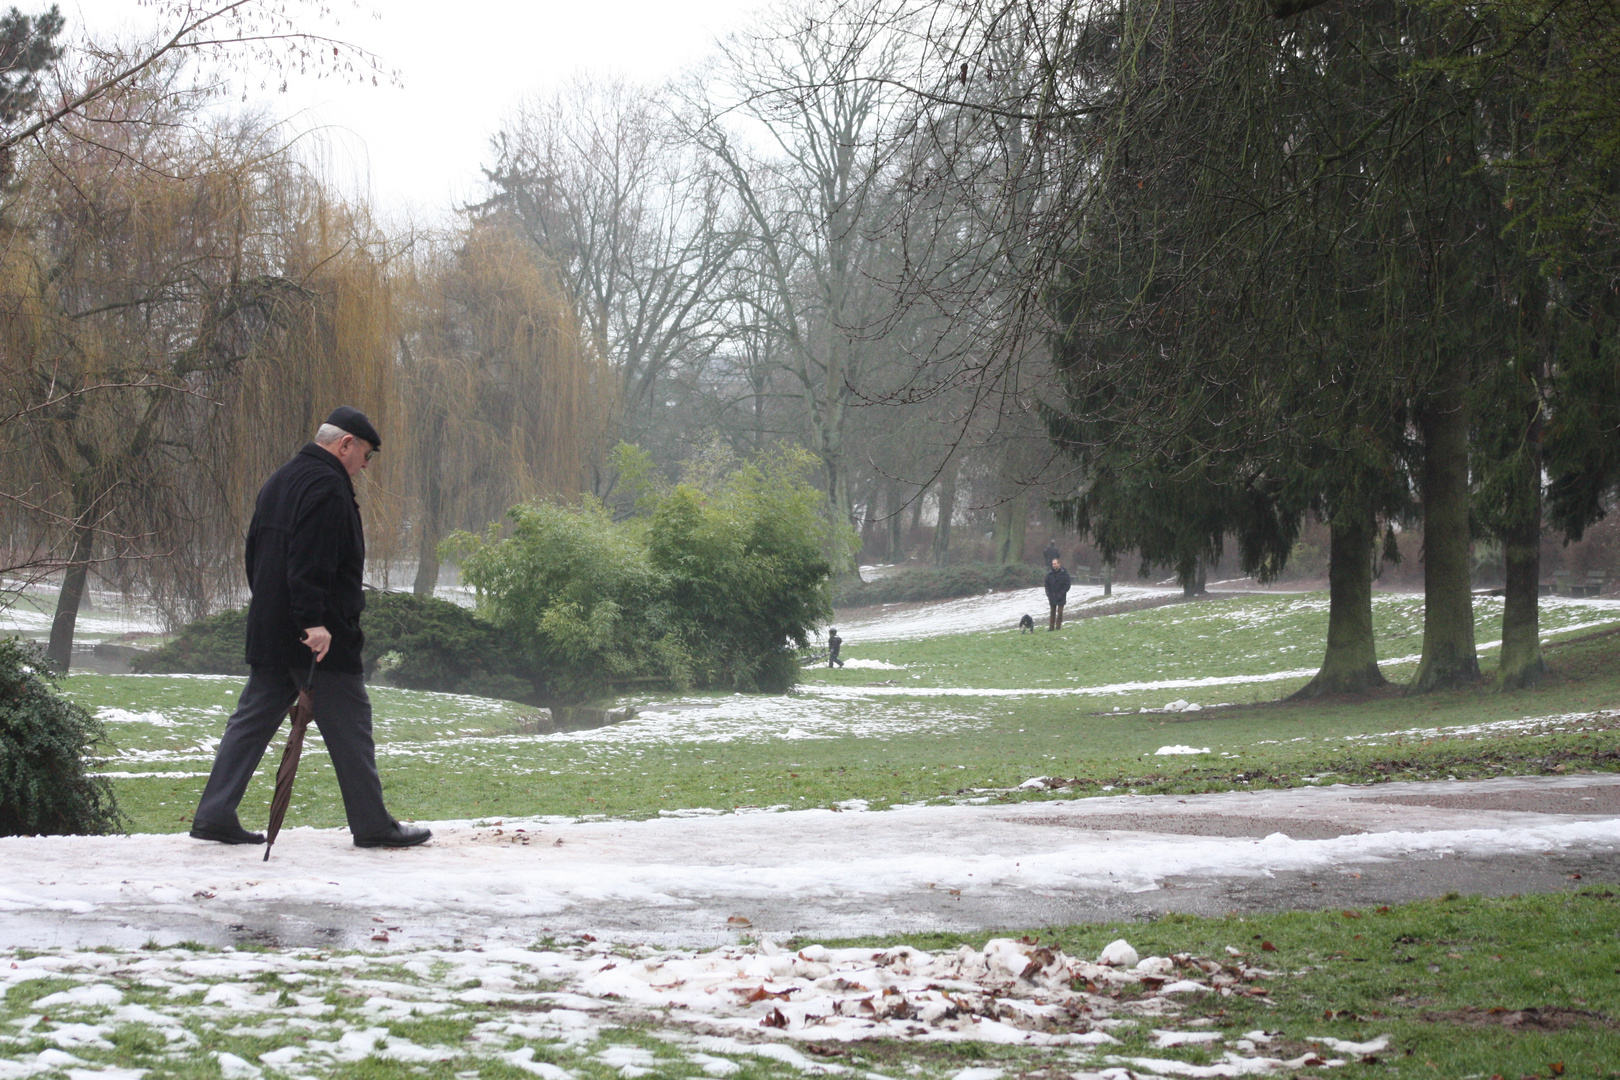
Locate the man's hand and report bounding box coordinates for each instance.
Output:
[301,626,332,662]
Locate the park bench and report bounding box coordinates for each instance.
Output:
[1577,570,1607,597]
[1549,570,1571,595]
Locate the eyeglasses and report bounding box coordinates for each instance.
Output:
[364,447,377,462]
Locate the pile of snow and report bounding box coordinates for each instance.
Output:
[1154,745,1211,756]
[836,658,905,670]
[0,937,1385,1076]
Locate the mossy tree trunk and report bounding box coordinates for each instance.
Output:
[993,488,1029,564]
[1410,382,1480,692]
[1293,501,1384,698]
[1497,404,1546,690]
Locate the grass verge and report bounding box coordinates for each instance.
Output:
[794,887,1620,1080]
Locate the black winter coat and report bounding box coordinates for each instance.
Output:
[1044,566,1072,605]
[243,444,367,674]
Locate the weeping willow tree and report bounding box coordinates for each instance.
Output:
[397,223,607,596]
[0,62,400,666]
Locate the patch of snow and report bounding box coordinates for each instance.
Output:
[1155,745,1211,756]
[95,709,173,727]
[836,658,905,670]
[1153,1030,1224,1048]
[1309,1034,1390,1055]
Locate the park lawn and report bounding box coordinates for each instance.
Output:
[1,890,1614,1079]
[66,607,1620,835]
[807,590,1619,692]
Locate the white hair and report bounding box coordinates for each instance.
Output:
[314,423,348,445]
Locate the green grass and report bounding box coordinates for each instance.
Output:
[798,888,1620,1079]
[810,590,1615,693]
[58,591,1620,832]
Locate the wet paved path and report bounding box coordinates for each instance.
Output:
[3,773,1617,950]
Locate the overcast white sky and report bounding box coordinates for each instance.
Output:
[62,0,765,223]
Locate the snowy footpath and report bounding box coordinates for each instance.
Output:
[5,774,1618,953]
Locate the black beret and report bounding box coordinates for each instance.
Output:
[324,406,381,450]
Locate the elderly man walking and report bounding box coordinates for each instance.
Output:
[190,408,431,849]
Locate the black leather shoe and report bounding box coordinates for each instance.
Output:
[354,823,432,849]
[189,822,266,845]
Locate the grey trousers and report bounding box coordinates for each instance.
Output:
[193,666,394,838]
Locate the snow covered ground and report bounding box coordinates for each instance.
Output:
[836,585,1172,642]
[0,933,1394,1080]
[5,773,1617,954]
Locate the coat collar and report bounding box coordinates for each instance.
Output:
[298,442,357,496]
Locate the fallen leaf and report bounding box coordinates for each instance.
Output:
[1342,910,1362,919]
[1261,941,1278,952]
[192,890,216,900]
[761,1006,789,1028]
[727,915,752,926]
[1550,1064,1565,1076]
[371,931,389,942]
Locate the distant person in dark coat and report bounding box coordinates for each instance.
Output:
[191,408,431,850]
[1041,539,1061,567]
[1045,558,1072,631]
[827,628,845,668]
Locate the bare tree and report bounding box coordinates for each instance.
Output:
[678,0,923,570]
[479,76,739,471]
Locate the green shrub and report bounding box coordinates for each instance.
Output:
[130,607,250,675]
[0,637,123,836]
[836,562,1046,607]
[132,593,533,702]
[359,591,532,699]
[453,449,835,700]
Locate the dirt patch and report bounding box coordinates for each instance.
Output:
[1006,813,1364,840]
[1418,1006,1618,1031]
[1358,786,1620,816]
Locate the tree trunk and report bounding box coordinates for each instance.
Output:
[993,488,1029,564]
[1497,408,1545,691]
[412,521,441,597]
[1292,505,1385,698]
[1410,384,1480,692]
[1182,561,1208,598]
[932,462,957,566]
[412,439,444,597]
[825,455,856,578]
[886,481,905,564]
[46,521,95,672]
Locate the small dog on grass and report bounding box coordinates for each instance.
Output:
[1018,613,1035,633]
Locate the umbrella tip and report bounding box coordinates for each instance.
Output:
[262,846,272,862]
